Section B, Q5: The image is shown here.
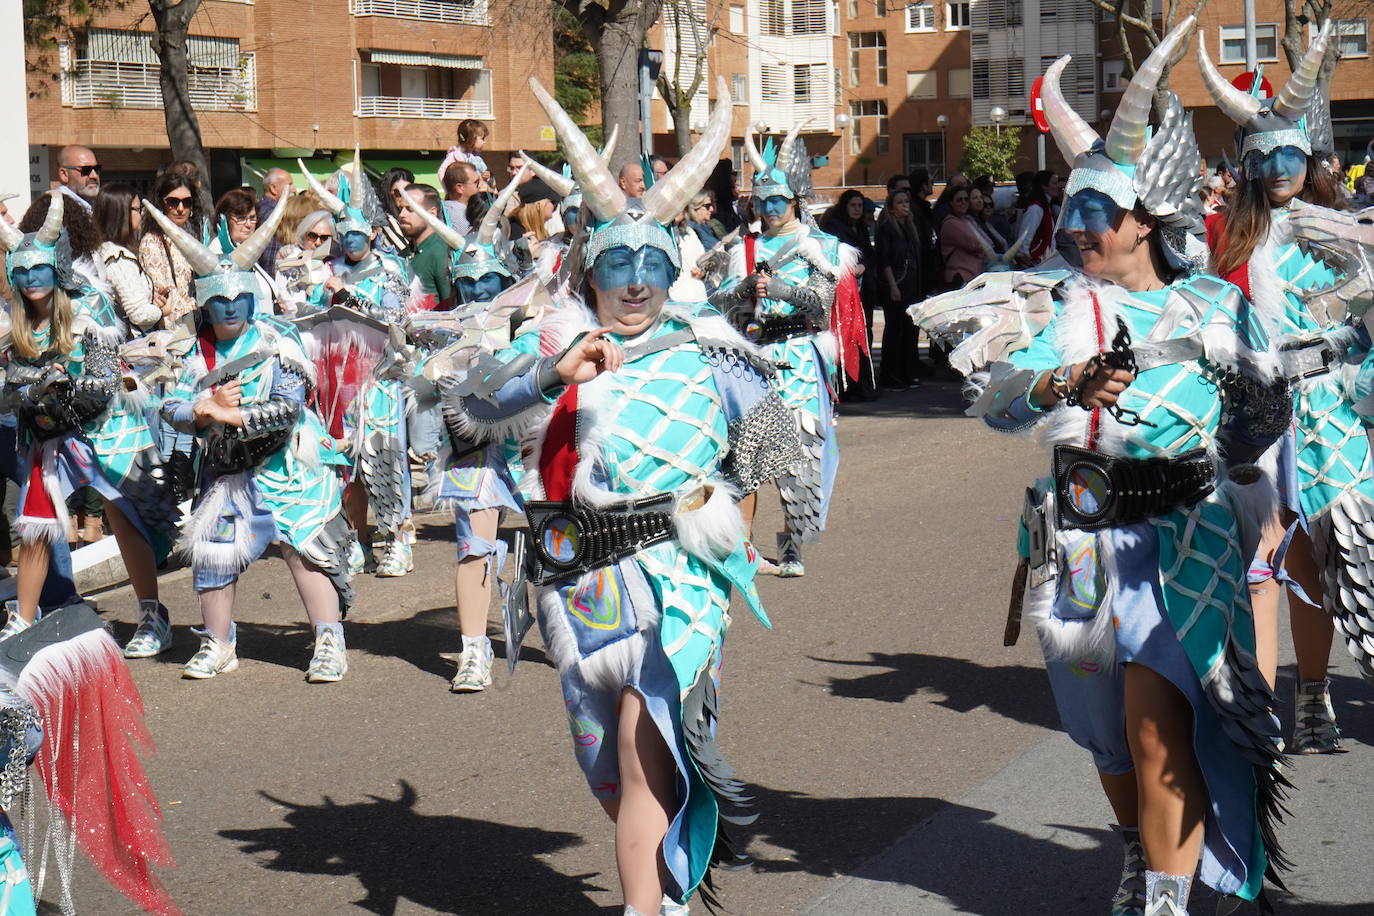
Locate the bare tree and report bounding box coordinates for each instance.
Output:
[148,0,213,213]
[657,0,719,156]
[1084,0,1210,115]
[1281,0,1344,90]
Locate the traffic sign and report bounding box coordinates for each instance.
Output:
[1030,77,1048,134]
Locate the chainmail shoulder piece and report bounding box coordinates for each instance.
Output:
[722,389,802,494]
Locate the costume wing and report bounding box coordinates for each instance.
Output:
[1286,202,1374,319]
[1134,91,1209,268]
[908,270,1065,377]
[119,326,197,386]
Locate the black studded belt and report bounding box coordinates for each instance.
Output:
[524,493,676,585]
[750,316,814,345]
[1053,445,1215,531]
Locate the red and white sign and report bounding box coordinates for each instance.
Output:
[1231,71,1273,99]
[1030,76,1049,134]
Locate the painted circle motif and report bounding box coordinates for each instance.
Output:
[1066,463,1112,519]
[541,514,580,565]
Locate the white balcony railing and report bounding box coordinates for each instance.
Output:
[349,0,489,26]
[62,55,258,111]
[356,95,493,119]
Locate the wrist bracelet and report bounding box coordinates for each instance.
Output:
[1048,366,1071,401]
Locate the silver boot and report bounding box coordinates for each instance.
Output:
[1292,677,1343,753]
[1144,872,1191,916]
[1111,825,1146,916]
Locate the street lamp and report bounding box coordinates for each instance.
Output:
[936,113,949,183]
[990,105,1007,136]
[835,112,850,187]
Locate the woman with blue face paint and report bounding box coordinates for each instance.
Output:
[915,22,1296,916]
[299,157,417,579]
[146,196,357,684]
[1199,22,1374,755]
[404,172,531,693]
[712,123,865,578]
[438,78,800,916]
[0,193,179,660]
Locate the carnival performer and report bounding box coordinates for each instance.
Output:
[401,173,529,691]
[913,22,1292,916]
[146,196,356,683]
[0,192,179,662]
[1198,22,1374,754]
[712,127,865,577]
[439,78,800,916]
[0,603,181,914]
[298,156,416,578]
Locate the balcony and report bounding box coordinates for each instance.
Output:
[60,53,258,112]
[356,96,493,119]
[349,0,489,26]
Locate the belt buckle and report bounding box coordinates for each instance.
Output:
[527,502,588,585]
[1053,445,1116,531]
[1298,345,1334,380]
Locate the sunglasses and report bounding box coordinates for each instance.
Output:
[228,214,257,226]
[64,164,102,177]
[304,231,333,244]
[163,196,193,211]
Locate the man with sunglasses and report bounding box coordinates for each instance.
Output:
[56,146,101,210]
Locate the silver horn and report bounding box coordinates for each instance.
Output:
[775,117,813,177]
[480,164,527,247]
[298,159,346,216]
[0,215,20,253]
[528,77,626,222]
[517,153,576,198]
[141,199,221,276]
[743,131,769,174]
[36,192,63,247]
[1104,16,1194,165]
[230,191,288,271]
[600,124,620,164]
[399,187,465,251]
[1273,19,1334,121]
[643,76,734,225]
[1041,56,1101,162]
[1197,29,1262,126]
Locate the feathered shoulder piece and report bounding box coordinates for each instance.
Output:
[908,269,1070,376]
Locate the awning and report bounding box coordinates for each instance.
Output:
[368,50,483,69]
[241,156,443,195]
[86,29,241,68]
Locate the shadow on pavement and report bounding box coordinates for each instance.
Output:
[836,378,972,420]
[219,780,605,915]
[811,652,1061,731]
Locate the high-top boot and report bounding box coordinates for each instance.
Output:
[777,532,804,577]
[1292,677,1342,753]
[1111,825,1146,916]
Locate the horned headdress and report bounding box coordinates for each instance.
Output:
[143,193,288,306]
[2,192,71,289]
[744,120,814,204]
[527,75,734,272]
[1198,20,1334,158]
[1042,17,1207,266]
[300,150,387,238]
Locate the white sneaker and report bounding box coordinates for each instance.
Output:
[374,540,413,578]
[123,601,173,658]
[777,533,805,578]
[346,538,366,576]
[450,640,493,692]
[660,894,689,916]
[182,628,239,679]
[0,604,33,642]
[306,627,348,683]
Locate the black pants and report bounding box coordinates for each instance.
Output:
[878,298,920,387]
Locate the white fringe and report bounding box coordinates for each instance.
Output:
[14,626,121,704]
[535,572,662,692]
[15,444,70,546]
[1027,529,1123,665]
[176,472,259,574]
[674,481,745,562]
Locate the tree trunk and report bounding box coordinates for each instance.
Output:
[671,110,693,156]
[584,0,663,177]
[149,0,213,216]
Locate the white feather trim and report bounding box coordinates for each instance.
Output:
[15,443,70,545]
[15,626,122,705]
[674,481,745,562]
[1027,529,1121,665]
[535,566,662,692]
[177,472,260,574]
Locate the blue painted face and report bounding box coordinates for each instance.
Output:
[457,271,512,305]
[1246,145,1307,182]
[341,231,371,258]
[590,245,676,293]
[563,206,580,227]
[1059,189,1124,236]
[758,195,793,218]
[203,292,255,329]
[11,265,56,295]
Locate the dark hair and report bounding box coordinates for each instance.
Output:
[457,118,488,146]
[92,182,139,249]
[886,173,912,192]
[407,184,443,215]
[908,169,932,196]
[821,189,871,228]
[972,175,996,199]
[213,187,257,225]
[935,182,970,210]
[20,192,102,258]
[443,161,477,194]
[157,159,205,189]
[378,167,416,220]
[878,189,916,244]
[466,191,496,228]
[1213,152,1345,277]
[146,172,205,239]
[707,160,739,232]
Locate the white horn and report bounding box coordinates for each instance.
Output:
[643,77,734,225]
[1197,29,1263,126]
[230,191,288,271]
[1104,17,1194,165]
[400,187,465,251]
[517,153,576,198]
[298,159,346,216]
[142,198,221,276]
[36,192,63,247]
[1041,56,1101,162]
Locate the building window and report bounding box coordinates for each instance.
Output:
[357,51,493,119]
[847,31,887,87]
[732,73,747,103]
[762,0,786,35]
[1219,24,1279,64]
[794,62,829,103]
[945,0,969,29]
[1337,18,1369,57]
[947,67,970,99]
[1102,59,1124,92]
[846,0,857,16]
[906,69,937,100]
[850,99,888,155]
[905,0,934,31]
[729,4,744,30]
[875,0,885,15]
[761,0,828,36]
[904,133,945,182]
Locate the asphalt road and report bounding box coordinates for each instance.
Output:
[51,378,1374,915]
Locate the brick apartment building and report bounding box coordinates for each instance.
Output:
[26,0,555,196]
[26,1,1374,203]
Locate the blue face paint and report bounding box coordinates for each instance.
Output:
[1060,189,1124,236]
[563,207,580,227]
[203,292,255,327]
[341,231,370,258]
[758,195,793,218]
[1246,146,1307,183]
[457,272,512,304]
[590,245,676,292]
[11,265,56,292]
